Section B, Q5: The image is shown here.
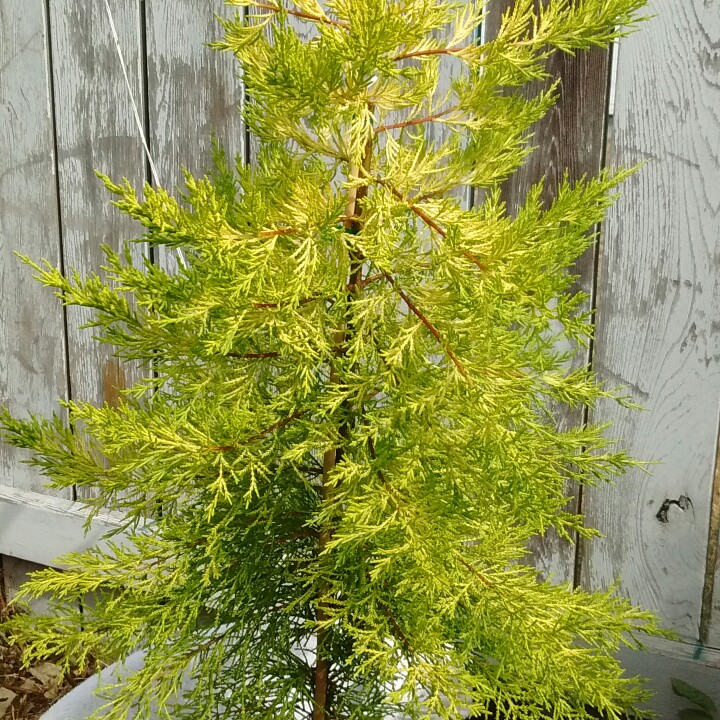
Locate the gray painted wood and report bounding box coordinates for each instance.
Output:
[583,0,720,640]
[0,487,124,568]
[47,0,148,501]
[0,0,70,495]
[483,0,612,584]
[144,0,245,273]
[3,557,53,615]
[618,643,720,716]
[145,0,245,183]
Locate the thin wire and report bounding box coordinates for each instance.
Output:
[101,0,187,268]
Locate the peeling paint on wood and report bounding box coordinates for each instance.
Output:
[46,0,148,499]
[0,0,70,495]
[101,357,127,408]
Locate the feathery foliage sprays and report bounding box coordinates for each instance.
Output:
[1,1,665,718]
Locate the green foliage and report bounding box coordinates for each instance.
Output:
[672,677,717,719]
[1,1,666,719]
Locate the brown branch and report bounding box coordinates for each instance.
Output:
[360,272,384,288]
[208,412,303,452]
[380,603,413,655]
[372,176,488,272]
[394,45,465,61]
[313,128,375,720]
[253,296,323,309]
[254,215,360,240]
[374,105,458,134]
[257,227,298,238]
[250,1,348,29]
[382,273,473,385]
[455,553,494,589]
[225,351,280,359]
[271,530,319,545]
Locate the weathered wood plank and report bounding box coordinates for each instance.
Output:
[0,486,125,567]
[582,0,720,640]
[47,0,149,501]
[618,643,720,715]
[0,0,70,495]
[145,0,245,273]
[2,557,54,615]
[145,0,245,183]
[483,0,612,583]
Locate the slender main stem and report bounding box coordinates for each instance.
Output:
[312,136,373,720]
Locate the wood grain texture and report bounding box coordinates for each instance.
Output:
[483,0,611,583]
[145,0,245,184]
[582,0,720,640]
[47,0,148,501]
[145,0,245,273]
[0,0,70,495]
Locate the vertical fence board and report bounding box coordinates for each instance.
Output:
[0,1,69,494]
[47,0,148,500]
[0,0,71,601]
[145,0,245,266]
[583,1,720,639]
[483,0,611,583]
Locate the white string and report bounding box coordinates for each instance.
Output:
[101,0,187,268]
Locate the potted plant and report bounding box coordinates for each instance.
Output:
[1,0,665,718]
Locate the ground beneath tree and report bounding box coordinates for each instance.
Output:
[0,599,93,720]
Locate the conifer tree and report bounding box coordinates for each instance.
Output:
[1,1,666,718]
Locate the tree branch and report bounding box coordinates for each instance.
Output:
[380,603,413,654]
[455,553,494,589]
[249,1,349,29]
[370,176,488,272]
[394,45,466,61]
[271,530,319,545]
[381,273,473,385]
[208,412,303,452]
[255,214,358,240]
[313,127,374,720]
[374,105,458,134]
[226,351,280,359]
[359,272,384,288]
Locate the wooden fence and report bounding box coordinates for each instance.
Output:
[1,0,719,710]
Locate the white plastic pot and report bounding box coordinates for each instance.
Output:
[39,651,193,720]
